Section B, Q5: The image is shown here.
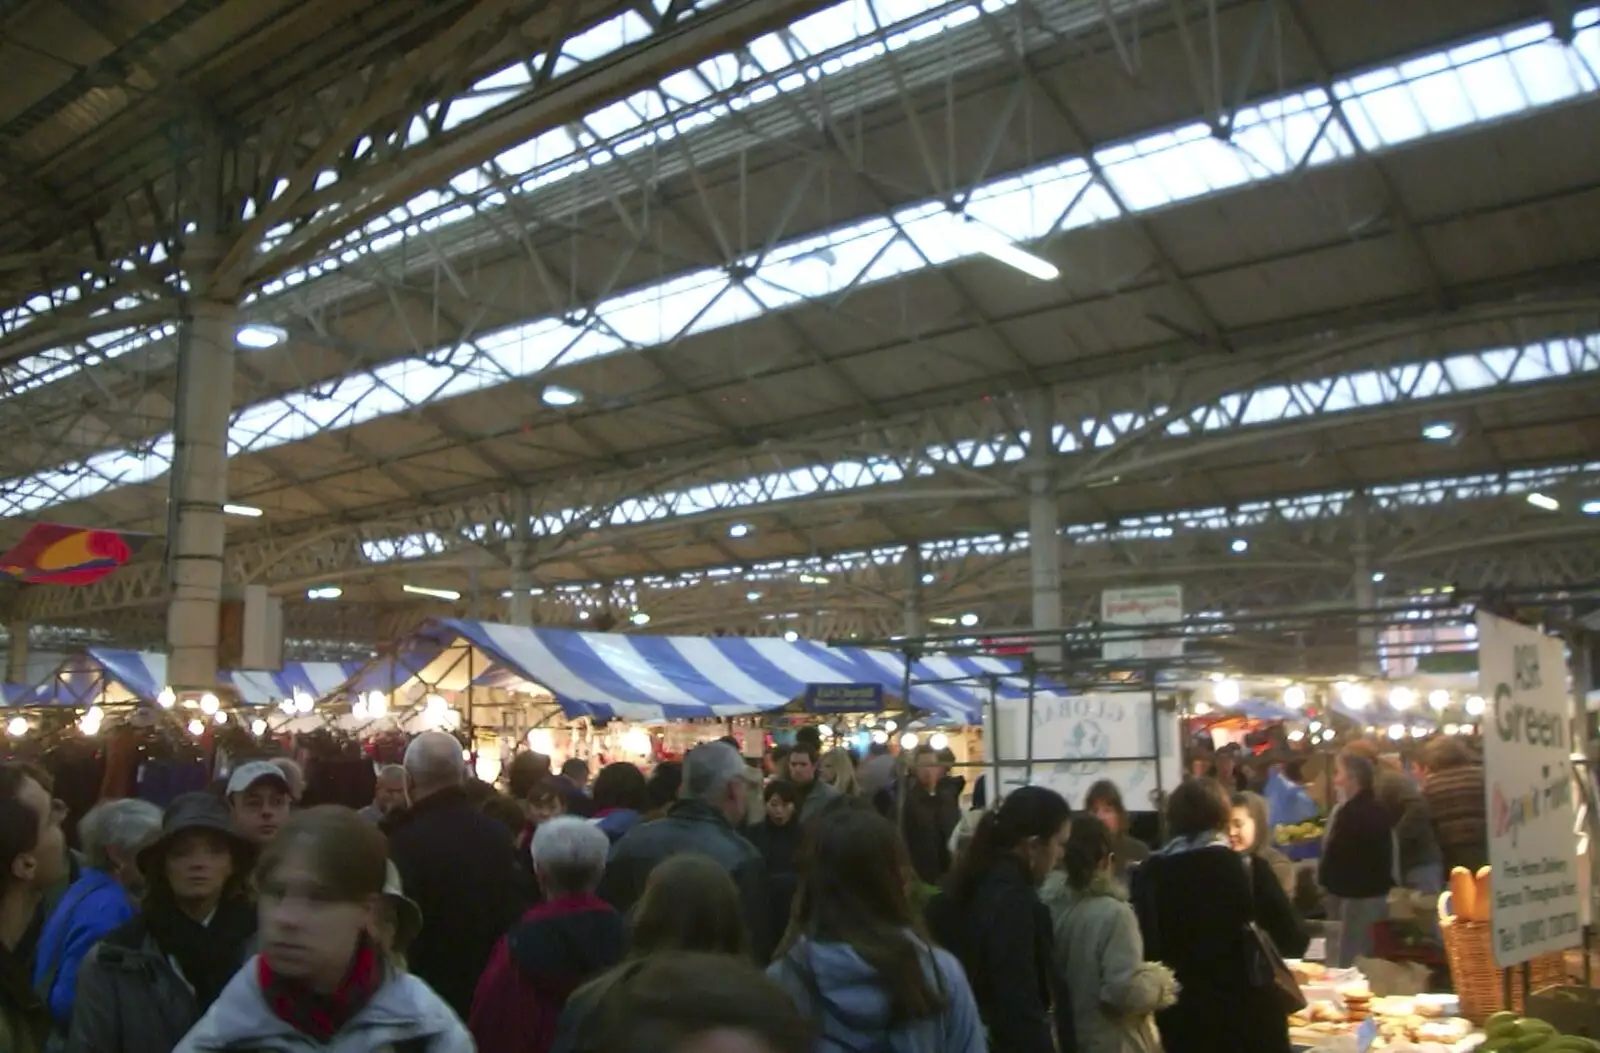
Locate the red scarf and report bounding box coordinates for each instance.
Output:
[258,939,383,1040]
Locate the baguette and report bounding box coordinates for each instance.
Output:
[1448,867,1477,921]
[1473,866,1492,921]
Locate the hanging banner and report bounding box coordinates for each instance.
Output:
[1477,611,1581,968]
[1101,584,1184,661]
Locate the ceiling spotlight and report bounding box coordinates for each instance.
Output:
[959,613,979,627]
[251,719,268,736]
[630,611,651,626]
[1282,684,1306,708]
[921,573,935,585]
[728,523,751,539]
[1527,492,1560,511]
[1229,538,1249,554]
[577,610,590,621]
[541,385,582,407]
[306,586,343,600]
[156,686,177,709]
[1214,678,1242,707]
[1421,422,1455,441]
[1465,694,1486,716]
[235,324,288,348]
[1371,571,1386,583]
[1581,499,1600,516]
[1428,689,1451,711]
[403,584,461,601]
[746,591,762,602]
[1389,686,1417,711]
[783,630,800,643]
[223,503,263,517]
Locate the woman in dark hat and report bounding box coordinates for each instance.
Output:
[65,793,257,1053]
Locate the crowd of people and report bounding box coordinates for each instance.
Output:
[0,724,1490,1053]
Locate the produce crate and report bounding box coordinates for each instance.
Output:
[1525,985,1600,1038]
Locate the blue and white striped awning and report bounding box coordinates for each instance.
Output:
[376,620,1012,723]
[3,650,364,707]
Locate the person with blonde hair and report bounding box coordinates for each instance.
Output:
[817,749,859,797]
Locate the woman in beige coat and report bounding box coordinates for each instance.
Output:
[1040,815,1175,1053]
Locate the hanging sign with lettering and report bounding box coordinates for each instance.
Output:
[1477,611,1581,968]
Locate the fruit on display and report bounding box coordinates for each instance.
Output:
[1274,819,1325,845]
[1479,1012,1600,1052]
[1444,864,1492,922]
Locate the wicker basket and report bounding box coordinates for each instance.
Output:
[1438,892,1566,1023]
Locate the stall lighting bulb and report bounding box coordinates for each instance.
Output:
[251,719,268,736]
[1389,687,1417,711]
[1428,689,1451,711]
[199,693,220,715]
[900,733,919,750]
[929,732,949,751]
[1464,695,1486,717]
[187,719,206,736]
[157,687,177,709]
[213,711,229,725]
[1282,685,1306,708]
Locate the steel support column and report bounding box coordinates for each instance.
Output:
[6,621,28,685]
[1026,392,1062,665]
[165,289,234,691]
[507,490,535,626]
[1351,492,1379,676]
[904,548,923,638]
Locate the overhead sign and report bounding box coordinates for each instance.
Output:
[1101,585,1184,661]
[1478,611,1581,968]
[804,683,884,713]
[985,692,1182,811]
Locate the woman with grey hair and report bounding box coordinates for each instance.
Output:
[33,798,162,1027]
[469,817,627,1053]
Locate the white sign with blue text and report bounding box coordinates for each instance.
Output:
[1477,611,1581,968]
[985,692,1182,811]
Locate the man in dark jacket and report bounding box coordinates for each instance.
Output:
[599,742,771,960]
[389,731,527,1019]
[879,746,961,884]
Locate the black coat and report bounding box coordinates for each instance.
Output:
[597,799,772,961]
[1319,790,1396,899]
[388,785,528,1019]
[880,780,962,884]
[925,856,1056,1053]
[1131,843,1308,1053]
[746,819,803,942]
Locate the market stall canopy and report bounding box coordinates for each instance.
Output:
[338,620,1019,722]
[5,649,364,706]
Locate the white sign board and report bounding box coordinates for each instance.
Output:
[984,692,1182,811]
[1477,612,1581,968]
[1101,585,1184,661]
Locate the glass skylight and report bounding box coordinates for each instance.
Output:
[1,10,1597,513]
[431,460,1600,604]
[343,333,1600,566]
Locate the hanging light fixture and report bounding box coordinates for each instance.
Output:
[157,686,177,709]
[199,693,220,715]
[187,719,206,736]
[250,719,268,736]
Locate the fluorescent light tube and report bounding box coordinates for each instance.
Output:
[403,584,462,601]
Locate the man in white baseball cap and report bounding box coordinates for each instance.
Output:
[224,761,292,845]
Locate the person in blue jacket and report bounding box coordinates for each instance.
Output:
[33,798,162,1027]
